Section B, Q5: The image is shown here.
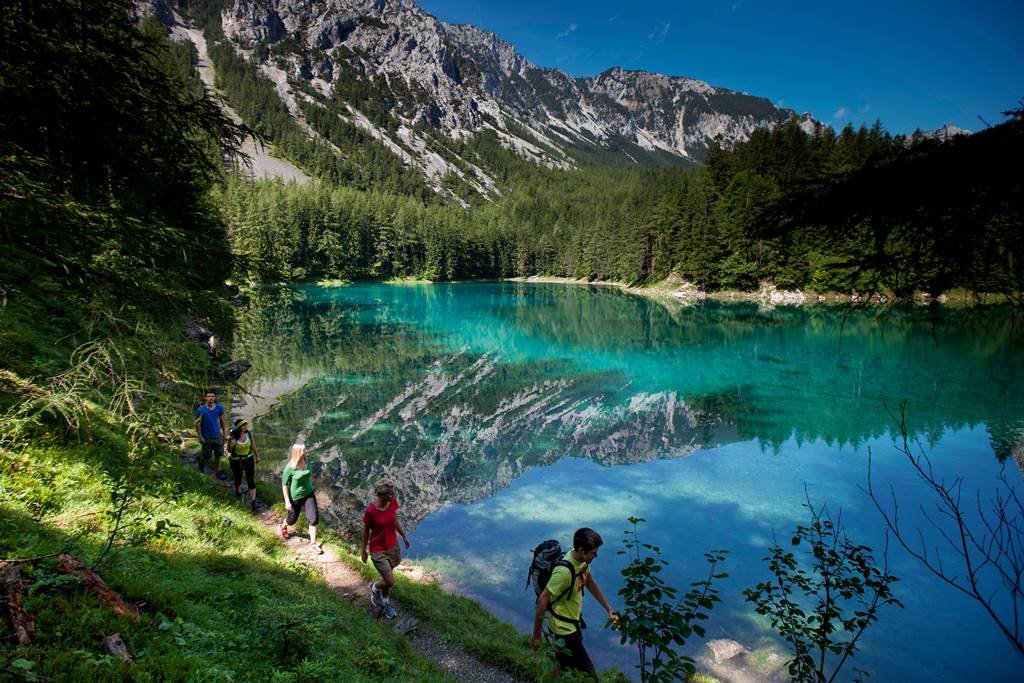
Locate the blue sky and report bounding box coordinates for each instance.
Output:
[418,0,1024,135]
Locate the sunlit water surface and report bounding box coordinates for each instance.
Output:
[235,283,1024,681]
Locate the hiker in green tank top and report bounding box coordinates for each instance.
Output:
[280,444,322,554]
[226,418,259,511]
[532,527,619,680]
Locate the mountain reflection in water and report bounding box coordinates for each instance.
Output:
[234,283,1024,537]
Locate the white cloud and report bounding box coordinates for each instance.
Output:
[648,21,671,43]
[833,106,849,119]
[775,99,786,107]
[557,23,577,39]
[732,0,745,11]
[859,103,872,114]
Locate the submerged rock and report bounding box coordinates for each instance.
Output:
[706,639,744,663]
[698,638,788,683]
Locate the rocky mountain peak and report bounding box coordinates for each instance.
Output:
[211,0,815,195]
[921,123,971,141]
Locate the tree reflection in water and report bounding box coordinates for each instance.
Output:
[233,283,1024,534]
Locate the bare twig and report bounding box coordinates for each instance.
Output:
[864,401,1024,657]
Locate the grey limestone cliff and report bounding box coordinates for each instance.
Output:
[210,0,816,189]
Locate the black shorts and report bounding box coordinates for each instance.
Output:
[552,629,595,678]
[230,456,255,489]
[200,439,223,461]
[286,492,318,526]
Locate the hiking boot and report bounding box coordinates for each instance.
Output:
[369,582,384,609]
[250,499,258,512]
[197,456,207,472]
[280,524,289,540]
[383,602,397,620]
[311,542,324,555]
[215,470,227,481]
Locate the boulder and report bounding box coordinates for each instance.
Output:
[698,638,789,683]
[706,638,745,664]
[102,633,133,663]
[214,360,251,381]
[184,319,217,354]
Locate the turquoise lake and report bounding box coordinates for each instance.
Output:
[235,282,1024,681]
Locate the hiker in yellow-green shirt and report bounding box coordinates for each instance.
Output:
[531,527,619,679]
[226,418,260,511]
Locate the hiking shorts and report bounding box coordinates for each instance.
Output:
[230,456,255,489]
[286,492,318,527]
[200,438,223,461]
[371,544,401,576]
[552,629,596,678]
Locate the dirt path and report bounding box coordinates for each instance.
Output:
[262,514,521,683]
[186,453,521,683]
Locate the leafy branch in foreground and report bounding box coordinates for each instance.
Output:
[0,341,141,440]
[744,493,901,682]
[0,337,178,568]
[866,401,1024,657]
[616,516,728,682]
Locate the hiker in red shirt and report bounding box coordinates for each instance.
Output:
[361,482,410,620]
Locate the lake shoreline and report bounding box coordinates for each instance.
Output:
[506,275,1012,308]
[249,275,1015,308]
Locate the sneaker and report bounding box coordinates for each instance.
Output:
[280,524,289,540]
[250,499,258,512]
[383,602,397,620]
[215,470,228,481]
[311,542,324,555]
[369,582,384,609]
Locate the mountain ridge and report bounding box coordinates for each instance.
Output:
[186,0,820,195]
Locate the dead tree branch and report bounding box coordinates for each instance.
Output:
[0,562,35,645]
[865,401,1024,657]
[56,554,139,623]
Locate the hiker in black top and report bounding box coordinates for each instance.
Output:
[531,528,618,679]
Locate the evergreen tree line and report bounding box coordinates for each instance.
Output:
[218,160,654,283]
[219,176,505,281]
[490,115,1022,295]
[220,111,1022,299]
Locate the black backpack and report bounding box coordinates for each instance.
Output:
[527,540,582,629]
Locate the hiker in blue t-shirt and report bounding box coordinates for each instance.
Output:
[194,389,228,479]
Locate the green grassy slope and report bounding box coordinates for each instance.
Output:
[0,255,444,680]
